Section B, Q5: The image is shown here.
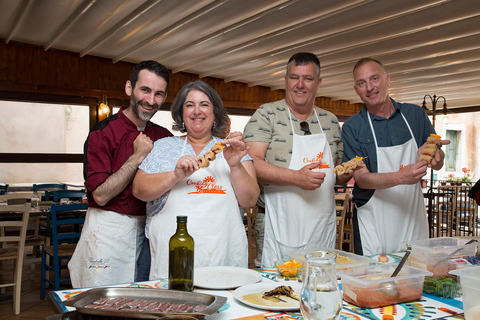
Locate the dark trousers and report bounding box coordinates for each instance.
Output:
[352,206,363,256]
[135,238,151,282]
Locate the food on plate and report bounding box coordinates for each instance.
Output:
[197,142,225,168]
[333,156,364,175]
[418,134,441,164]
[423,276,461,299]
[84,297,207,313]
[240,285,300,309]
[276,259,302,277]
[263,285,299,301]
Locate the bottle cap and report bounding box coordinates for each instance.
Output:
[177,215,187,223]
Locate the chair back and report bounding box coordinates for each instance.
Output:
[0,193,34,205]
[335,193,350,250]
[0,202,31,314]
[0,184,8,195]
[50,203,87,246]
[50,190,85,203]
[33,183,66,201]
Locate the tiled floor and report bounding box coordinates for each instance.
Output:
[0,260,68,320]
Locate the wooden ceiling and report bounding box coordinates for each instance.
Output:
[1,0,480,112]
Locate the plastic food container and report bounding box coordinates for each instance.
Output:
[408,237,478,277]
[290,248,375,275]
[337,263,432,309]
[449,266,480,320]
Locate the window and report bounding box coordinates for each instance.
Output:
[0,100,89,184]
[445,130,458,171]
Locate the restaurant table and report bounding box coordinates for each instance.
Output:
[48,253,466,320]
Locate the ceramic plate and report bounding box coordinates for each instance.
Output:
[194,266,262,289]
[233,282,302,311]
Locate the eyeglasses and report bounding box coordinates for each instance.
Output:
[299,121,311,135]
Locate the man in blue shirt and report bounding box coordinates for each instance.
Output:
[342,57,449,256]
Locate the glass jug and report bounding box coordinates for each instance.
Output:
[300,251,343,320]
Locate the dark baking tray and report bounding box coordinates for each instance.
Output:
[61,287,227,319]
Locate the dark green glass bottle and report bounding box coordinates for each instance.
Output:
[168,215,194,291]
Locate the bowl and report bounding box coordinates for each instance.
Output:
[275,259,302,277]
[450,266,480,320]
[337,263,432,309]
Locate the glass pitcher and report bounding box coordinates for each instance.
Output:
[300,250,343,320]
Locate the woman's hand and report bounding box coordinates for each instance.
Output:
[221,131,248,168]
[173,155,199,180]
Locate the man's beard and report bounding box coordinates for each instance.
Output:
[130,94,160,122]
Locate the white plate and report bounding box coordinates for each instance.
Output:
[233,282,302,311]
[194,266,262,289]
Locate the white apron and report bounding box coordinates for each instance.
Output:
[262,109,336,267]
[149,137,248,280]
[68,207,145,288]
[357,112,428,256]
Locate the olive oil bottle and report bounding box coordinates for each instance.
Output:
[168,215,194,291]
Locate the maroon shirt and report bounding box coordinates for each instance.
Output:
[83,106,173,215]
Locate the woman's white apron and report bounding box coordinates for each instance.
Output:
[262,109,336,267]
[149,137,247,279]
[357,112,428,256]
[69,208,145,288]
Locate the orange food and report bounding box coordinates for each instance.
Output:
[276,259,302,277]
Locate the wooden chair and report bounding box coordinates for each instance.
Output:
[0,193,47,279]
[435,186,457,237]
[40,203,87,299]
[0,202,31,314]
[342,198,355,253]
[335,193,350,251]
[244,206,258,269]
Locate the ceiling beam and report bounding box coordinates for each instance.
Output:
[80,0,161,57]
[5,0,34,44]
[44,0,97,51]
[113,0,229,63]
[154,0,300,62]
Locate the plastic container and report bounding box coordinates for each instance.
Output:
[290,248,375,275]
[337,263,432,308]
[449,266,480,320]
[408,237,478,277]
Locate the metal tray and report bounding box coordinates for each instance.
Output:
[61,287,227,319]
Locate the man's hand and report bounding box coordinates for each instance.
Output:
[398,161,428,185]
[132,132,154,161]
[295,162,326,190]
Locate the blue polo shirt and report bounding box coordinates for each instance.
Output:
[342,98,436,207]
